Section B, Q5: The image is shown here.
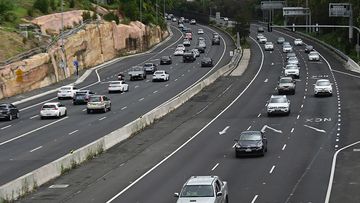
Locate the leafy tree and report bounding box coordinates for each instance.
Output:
[33,0,50,14]
[69,0,75,8]
[50,0,57,11]
[0,0,14,23]
[103,12,119,24]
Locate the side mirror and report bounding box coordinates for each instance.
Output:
[216,192,223,197]
[174,192,179,197]
[234,139,239,142]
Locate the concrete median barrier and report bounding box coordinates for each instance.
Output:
[0,44,242,203]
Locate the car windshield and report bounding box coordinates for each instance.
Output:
[284,45,291,48]
[89,97,101,102]
[0,104,7,109]
[109,82,120,86]
[180,185,214,197]
[278,37,284,41]
[317,81,330,86]
[239,132,261,141]
[280,78,293,83]
[309,52,318,56]
[286,66,298,70]
[287,53,296,57]
[289,57,297,61]
[270,97,287,103]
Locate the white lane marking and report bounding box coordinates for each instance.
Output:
[135,85,139,89]
[232,143,237,148]
[30,146,43,152]
[297,115,300,120]
[301,104,304,108]
[332,69,360,79]
[0,117,68,146]
[291,128,294,133]
[251,195,259,203]
[181,74,185,77]
[30,115,39,119]
[353,149,360,152]
[257,113,261,118]
[49,184,69,189]
[153,90,158,94]
[247,126,252,130]
[146,80,150,82]
[282,144,287,151]
[139,98,144,101]
[68,130,79,135]
[211,163,219,171]
[105,36,265,203]
[82,109,87,112]
[121,106,127,110]
[194,104,209,116]
[1,125,12,130]
[165,84,169,87]
[219,126,230,135]
[264,78,268,83]
[261,125,282,133]
[99,117,107,121]
[269,165,276,174]
[304,124,326,133]
[217,84,233,98]
[303,96,306,99]
[174,78,178,81]
[325,141,360,203]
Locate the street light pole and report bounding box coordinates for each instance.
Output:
[139,0,142,22]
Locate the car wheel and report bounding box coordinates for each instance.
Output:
[292,90,295,95]
[87,109,91,114]
[267,112,272,117]
[8,114,12,121]
[265,147,268,152]
[40,116,44,120]
[103,107,107,113]
[225,196,229,203]
[108,104,111,111]
[57,112,61,118]
[64,110,67,117]
[16,112,20,119]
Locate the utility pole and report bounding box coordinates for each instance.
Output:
[139,0,142,22]
[163,0,165,18]
[156,0,158,24]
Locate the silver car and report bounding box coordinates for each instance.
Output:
[175,176,229,203]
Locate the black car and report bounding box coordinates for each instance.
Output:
[184,18,189,23]
[160,56,172,65]
[201,57,213,67]
[305,45,314,53]
[73,90,95,105]
[0,103,19,121]
[183,52,196,63]
[212,36,220,45]
[234,131,267,157]
[143,63,157,74]
[197,46,205,53]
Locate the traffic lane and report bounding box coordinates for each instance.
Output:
[330,144,360,203]
[0,23,228,145]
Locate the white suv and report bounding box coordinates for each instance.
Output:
[175,176,228,203]
[308,51,320,61]
[40,102,67,119]
[152,70,169,82]
[264,42,274,51]
[284,64,300,78]
[294,38,303,46]
[267,95,290,116]
[314,79,333,96]
[57,85,78,99]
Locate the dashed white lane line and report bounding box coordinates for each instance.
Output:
[297,115,300,120]
[232,143,237,148]
[181,74,185,77]
[1,125,12,130]
[153,90,158,94]
[174,79,178,81]
[257,113,261,118]
[211,163,219,171]
[99,117,107,121]
[0,117,68,146]
[121,106,127,110]
[247,126,252,130]
[68,130,79,135]
[301,104,304,108]
[251,195,259,203]
[139,98,145,101]
[264,78,268,83]
[146,80,150,82]
[303,96,306,99]
[291,128,294,133]
[30,146,43,153]
[82,109,87,112]
[353,149,360,152]
[165,84,169,87]
[30,115,39,119]
[135,85,139,89]
[282,144,287,151]
[269,165,276,174]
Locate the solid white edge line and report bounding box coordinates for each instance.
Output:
[105,36,265,203]
[332,69,360,79]
[269,165,276,174]
[1,125,12,130]
[282,144,286,151]
[325,140,360,203]
[0,117,68,146]
[251,195,259,203]
[30,146,43,153]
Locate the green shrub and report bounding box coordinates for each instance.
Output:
[50,0,57,11]
[33,0,50,14]
[103,12,119,24]
[69,0,75,8]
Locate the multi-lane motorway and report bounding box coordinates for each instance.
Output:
[0,21,234,186]
[8,22,360,202]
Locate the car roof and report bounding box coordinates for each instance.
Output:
[186,176,217,185]
[43,102,60,105]
[280,76,293,80]
[316,79,330,82]
[271,95,287,99]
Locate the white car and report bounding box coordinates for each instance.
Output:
[258,36,267,43]
[264,42,274,51]
[267,95,290,116]
[183,39,191,46]
[172,18,177,22]
[40,102,67,119]
[257,33,264,40]
[178,23,184,28]
[283,44,293,53]
[190,19,196,24]
[174,48,184,56]
[287,56,299,65]
[198,37,205,42]
[197,29,204,34]
[294,39,303,46]
[57,85,78,99]
[314,79,333,96]
[308,51,320,61]
[191,49,200,57]
[108,81,129,93]
[152,70,169,82]
[284,64,300,78]
[177,44,186,51]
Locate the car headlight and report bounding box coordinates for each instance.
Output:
[235,143,241,148]
[256,142,263,148]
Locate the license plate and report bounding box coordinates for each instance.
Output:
[245,149,252,152]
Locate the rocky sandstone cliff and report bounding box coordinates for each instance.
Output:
[0,20,168,100]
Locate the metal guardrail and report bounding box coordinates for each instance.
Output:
[0,19,96,68]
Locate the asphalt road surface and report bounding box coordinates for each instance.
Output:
[0,21,235,186]
[19,25,360,203]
